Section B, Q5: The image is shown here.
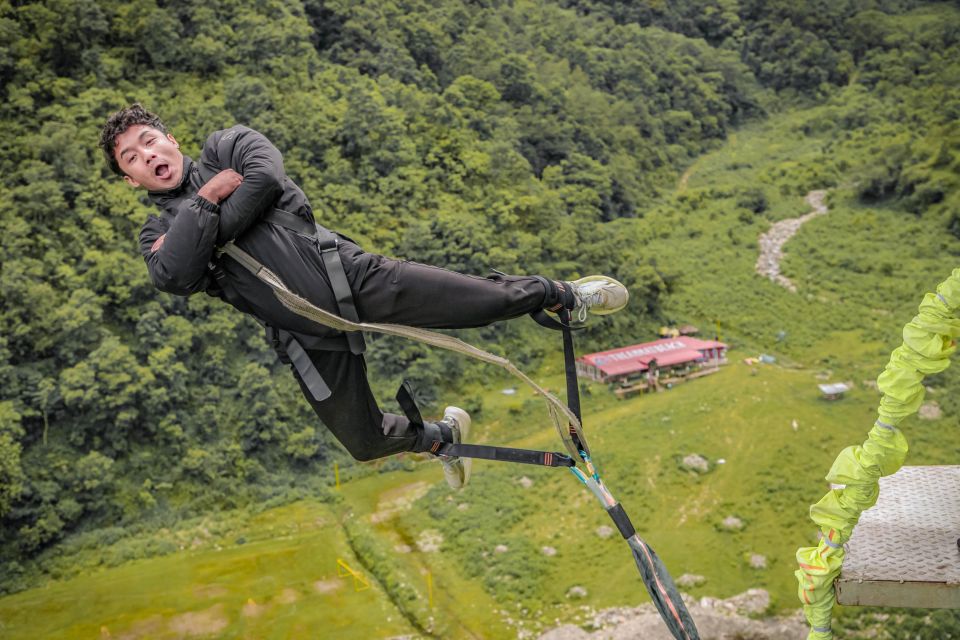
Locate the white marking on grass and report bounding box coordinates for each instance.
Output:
[313,579,343,595]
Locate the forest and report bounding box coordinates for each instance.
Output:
[1,3,959,629]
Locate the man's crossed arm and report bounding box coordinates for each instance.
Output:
[203,125,285,245]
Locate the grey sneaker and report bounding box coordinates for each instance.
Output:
[568,275,629,322]
[438,406,471,490]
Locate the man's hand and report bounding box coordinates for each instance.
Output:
[197,169,243,204]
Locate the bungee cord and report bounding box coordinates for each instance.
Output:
[795,268,960,639]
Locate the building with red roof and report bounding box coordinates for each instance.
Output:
[577,336,728,395]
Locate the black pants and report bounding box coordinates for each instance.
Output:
[289,240,553,461]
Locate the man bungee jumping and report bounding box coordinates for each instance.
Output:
[99,103,629,490]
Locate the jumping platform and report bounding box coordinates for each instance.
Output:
[836,466,960,609]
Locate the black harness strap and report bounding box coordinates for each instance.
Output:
[316,228,366,356]
[261,209,366,356]
[531,308,589,454]
[431,442,575,468]
[558,308,587,453]
[276,328,351,352]
[396,380,574,468]
[529,308,569,331]
[535,308,701,640]
[395,380,425,427]
[262,207,316,237]
[211,207,369,402]
[213,130,365,395]
[283,332,332,401]
[264,325,356,402]
[210,265,334,403]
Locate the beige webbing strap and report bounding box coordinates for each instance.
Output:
[220,242,584,457]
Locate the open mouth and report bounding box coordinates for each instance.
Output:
[155,163,171,180]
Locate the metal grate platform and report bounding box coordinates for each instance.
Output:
[837,466,960,608]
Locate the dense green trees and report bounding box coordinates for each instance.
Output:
[0,0,957,594]
[563,0,940,93]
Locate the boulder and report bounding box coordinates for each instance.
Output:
[682,454,709,473]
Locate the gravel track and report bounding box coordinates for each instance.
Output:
[755,190,828,292]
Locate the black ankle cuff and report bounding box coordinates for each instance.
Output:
[413,421,453,452]
[534,276,575,311]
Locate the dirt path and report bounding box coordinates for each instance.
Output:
[677,164,697,193]
[755,190,828,292]
[677,134,737,193]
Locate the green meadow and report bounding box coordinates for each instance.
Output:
[0,501,416,638]
[1,359,954,638]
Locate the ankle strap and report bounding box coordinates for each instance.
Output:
[533,276,574,311]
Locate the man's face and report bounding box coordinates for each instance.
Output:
[113,124,184,191]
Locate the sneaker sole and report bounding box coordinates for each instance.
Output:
[443,406,472,489]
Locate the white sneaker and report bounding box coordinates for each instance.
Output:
[438,406,471,490]
[568,275,629,322]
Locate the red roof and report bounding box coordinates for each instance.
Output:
[578,337,727,378]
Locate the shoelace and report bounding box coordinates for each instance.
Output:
[574,287,605,323]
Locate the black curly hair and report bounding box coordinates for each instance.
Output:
[99,103,168,176]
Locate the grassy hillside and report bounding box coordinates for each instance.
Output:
[1,360,954,638]
[0,502,417,639]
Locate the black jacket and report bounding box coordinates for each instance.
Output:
[139,125,352,339]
